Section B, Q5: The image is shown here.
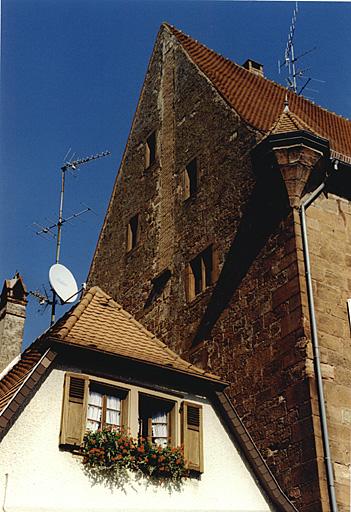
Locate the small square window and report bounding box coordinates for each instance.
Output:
[183,158,198,200]
[186,245,218,301]
[138,394,175,447]
[145,131,157,169]
[127,214,139,252]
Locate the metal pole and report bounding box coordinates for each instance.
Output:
[51,166,66,325]
[299,181,338,512]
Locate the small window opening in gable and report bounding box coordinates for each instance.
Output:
[139,394,175,447]
[186,245,219,301]
[183,158,198,200]
[144,269,171,309]
[145,131,157,169]
[127,214,139,252]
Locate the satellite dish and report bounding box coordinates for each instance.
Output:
[49,263,79,304]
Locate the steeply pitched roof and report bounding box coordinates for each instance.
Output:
[165,23,351,159]
[50,286,221,382]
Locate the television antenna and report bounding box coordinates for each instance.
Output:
[278,3,322,97]
[32,149,111,324]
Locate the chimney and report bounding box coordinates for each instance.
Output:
[242,59,264,78]
[0,273,27,372]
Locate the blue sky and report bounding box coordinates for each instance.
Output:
[1,0,351,349]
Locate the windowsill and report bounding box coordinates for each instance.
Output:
[182,194,197,205]
[187,285,213,306]
[125,245,140,259]
[143,159,159,175]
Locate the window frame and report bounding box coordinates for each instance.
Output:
[86,381,128,432]
[138,392,177,447]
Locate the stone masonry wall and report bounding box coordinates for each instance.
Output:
[88,27,334,511]
[303,193,351,512]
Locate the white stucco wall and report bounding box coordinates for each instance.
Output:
[0,369,272,511]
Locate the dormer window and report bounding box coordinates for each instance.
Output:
[145,131,157,169]
[60,372,204,473]
[127,214,139,252]
[183,158,198,200]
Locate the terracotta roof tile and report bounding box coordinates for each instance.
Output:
[0,348,43,412]
[164,23,351,158]
[50,287,222,382]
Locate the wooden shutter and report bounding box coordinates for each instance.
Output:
[181,401,204,472]
[183,168,190,200]
[60,373,89,446]
[184,264,195,302]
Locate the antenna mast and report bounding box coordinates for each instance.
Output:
[51,150,110,324]
[282,2,299,93]
[278,3,321,98]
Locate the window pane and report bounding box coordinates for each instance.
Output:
[152,411,168,446]
[106,395,121,427]
[87,391,102,431]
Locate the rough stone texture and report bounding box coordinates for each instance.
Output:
[303,193,351,512]
[0,302,26,372]
[88,27,350,511]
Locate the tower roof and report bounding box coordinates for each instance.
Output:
[164,23,351,159]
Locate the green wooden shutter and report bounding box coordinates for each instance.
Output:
[181,401,204,472]
[60,373,89,446]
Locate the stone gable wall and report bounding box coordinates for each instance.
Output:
[86,29,351,511]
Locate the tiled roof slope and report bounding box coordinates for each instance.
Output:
[165,24,351,158]
[0,347,44,412]
[50,287,221,382]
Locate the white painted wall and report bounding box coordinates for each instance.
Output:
[0,369,272,512]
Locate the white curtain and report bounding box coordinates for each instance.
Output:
[86,391,102,431]
[152,411,168,446]
[106,395,121,426]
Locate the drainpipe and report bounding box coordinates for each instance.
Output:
[299,168,338,512]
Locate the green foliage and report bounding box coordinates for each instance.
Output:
[82,427,187,482]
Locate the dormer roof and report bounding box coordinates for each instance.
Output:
[49,286,221,382]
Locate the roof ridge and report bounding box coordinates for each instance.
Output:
[164,23,351,127]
